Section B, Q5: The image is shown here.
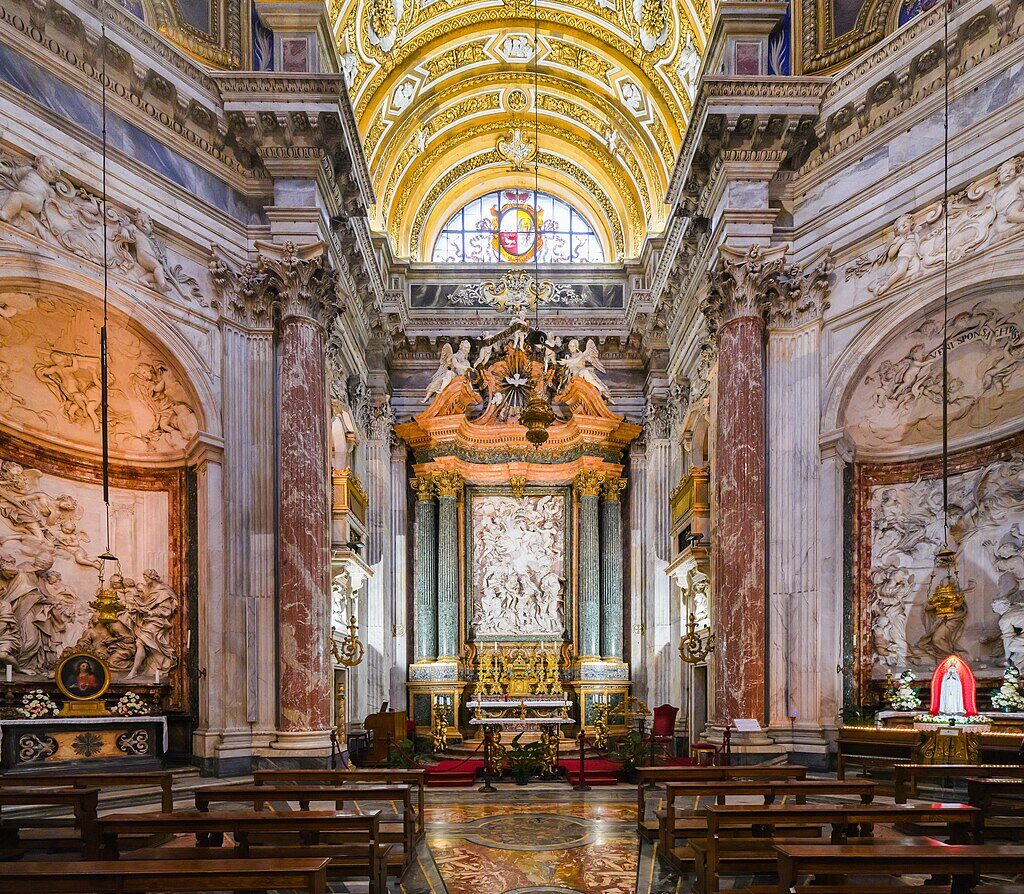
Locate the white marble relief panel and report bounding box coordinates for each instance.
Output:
[843,293,1024,455]
[0,290,199,460]
[471,494,565,638]
[0,459,177,680]
[867,452,1024,678]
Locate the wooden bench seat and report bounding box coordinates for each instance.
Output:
[194,783,415,870]
[0,771,175,813]
[98,809,388,894]
[696,802,981,893]
[894,765,1024,805]
[636,765,808,839]
[775,844,1024,894]
[0,787,100,859]
[0,857,330,893]
[658,779,876,864]
[253,768,426,837]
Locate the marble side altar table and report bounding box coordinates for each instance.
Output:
[0,716,168,773]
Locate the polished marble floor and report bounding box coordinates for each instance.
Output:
[400,783,679,894]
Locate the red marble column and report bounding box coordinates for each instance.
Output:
[277,312,331,738]
[276,314,332,743]
[712,314,766,724]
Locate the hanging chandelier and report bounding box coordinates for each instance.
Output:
[94,12,120,624]
[926,0,966,617]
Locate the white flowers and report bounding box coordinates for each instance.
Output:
[18,690,59,718]
[111,691,149,716]
[992,666,1024,712]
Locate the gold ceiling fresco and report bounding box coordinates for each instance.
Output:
[332,0,708,261]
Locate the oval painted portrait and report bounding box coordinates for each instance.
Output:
[56,652,111,701]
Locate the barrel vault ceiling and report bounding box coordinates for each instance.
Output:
[331,0,709,262]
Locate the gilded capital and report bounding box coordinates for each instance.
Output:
[602,475,627,501]
[509,475,527,499]
[573,470,605,497]
[434,470,465,499]
[411,475,435,501]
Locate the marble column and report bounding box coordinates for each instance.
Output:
[276,309,332,741]
[628,445,649,701]
[261,244,339,751]
[390,444,410,705]
[412,476,438,662]
[575,470,604,659]
[434,471,463,660]
[600,476,626,660]
[703,244,788,726]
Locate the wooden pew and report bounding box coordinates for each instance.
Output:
[0,858,330,893]
[836,727,920,780]
[694,802,981,893]
[659,779,875,866]
[99,810,388,894]
[636,764,808,839]
[194,783,416,871]
[253,768,426,837]
[0,787,100,859]
[966,777,1024,840]
[774,843,1024,894]
[0,771,176,812]
[895,765,1024,804]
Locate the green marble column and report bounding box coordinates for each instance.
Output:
[412,476,437,662]
[434,471,463,659]
[601,476,626,659]
[575,470,604,658]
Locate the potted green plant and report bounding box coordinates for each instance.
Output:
[611,729,648,783]
[503,734,546,785]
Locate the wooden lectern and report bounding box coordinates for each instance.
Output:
[363,709,407,765]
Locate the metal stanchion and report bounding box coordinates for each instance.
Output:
[479,725,497,793]
[573,729,591,792]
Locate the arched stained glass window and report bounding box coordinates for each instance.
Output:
[431,190,605,264]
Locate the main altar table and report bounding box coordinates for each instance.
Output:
[466,698,575,737]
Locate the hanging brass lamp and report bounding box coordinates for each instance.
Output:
[91,551,125,625]
[521,390,555,447]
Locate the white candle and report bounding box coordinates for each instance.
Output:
[5,665,11,683]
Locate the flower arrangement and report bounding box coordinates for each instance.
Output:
[18,690,60,718]
[886,670,922,711]
[991,666,1024,712]
[110,691,149,717]
[913,712,990,726]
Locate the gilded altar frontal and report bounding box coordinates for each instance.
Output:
[1,0,1023,886]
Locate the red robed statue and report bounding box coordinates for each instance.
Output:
[928,655,978,716]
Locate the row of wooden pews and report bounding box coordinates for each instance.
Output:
[0,767,427,893]
[640,763,1024,893]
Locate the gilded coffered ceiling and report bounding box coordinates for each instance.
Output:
[331,0,708,261]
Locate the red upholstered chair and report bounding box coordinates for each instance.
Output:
[690,727,732,766]
[652,704,679,756]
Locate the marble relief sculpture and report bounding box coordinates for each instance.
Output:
[847,294,1023,452]
[560,338,612,402]
[867,453,1024,675]
[0,151,206,307]
[850,153,1024,296]
[471,494,565,637]
[0,292,199,457]
[423,340,472,402]
[0,460,178,678]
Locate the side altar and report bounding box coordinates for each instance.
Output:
[396,320,641,743]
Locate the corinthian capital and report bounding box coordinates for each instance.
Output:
[701,243,790,338]
[765,254,834,329]
[254,240,344,325]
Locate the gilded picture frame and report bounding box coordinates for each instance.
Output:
[55,650,111,702]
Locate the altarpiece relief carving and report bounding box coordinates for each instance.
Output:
[470,494,566,638]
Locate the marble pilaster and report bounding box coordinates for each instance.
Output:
[412,476,438,662]
[628,445,649,702]
[435,471,463,660]
[390,444,410,706]
[575,471,604,659]
[600,477,626,660]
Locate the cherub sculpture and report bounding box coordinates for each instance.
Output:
[423,340,472,403]
[561,338,612,402]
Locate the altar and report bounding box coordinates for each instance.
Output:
[397,322,642,743]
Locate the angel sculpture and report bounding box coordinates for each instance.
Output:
[423,340,472,403]
[561,338,612,402]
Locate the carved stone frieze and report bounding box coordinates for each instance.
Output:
[0,151,210,308]
[846,153,1024,297]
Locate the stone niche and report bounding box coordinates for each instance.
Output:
[843,290,1024,703]
[0,285,199,713]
